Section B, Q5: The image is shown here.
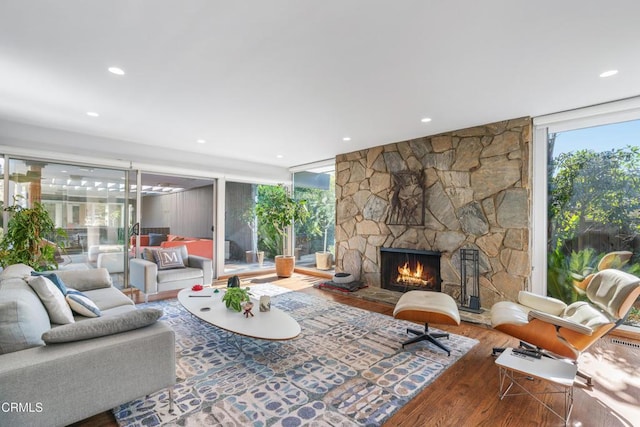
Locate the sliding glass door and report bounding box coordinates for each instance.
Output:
[6,158,129,286]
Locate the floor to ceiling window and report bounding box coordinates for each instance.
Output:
[293,164,335,273]
[5,158,129,286]
[223,181,279,276]
[535,103,640,332]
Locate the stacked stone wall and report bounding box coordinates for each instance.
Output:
[335,117,531,308]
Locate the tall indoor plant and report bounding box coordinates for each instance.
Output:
[254,184,309,277]
[0,197,67,271]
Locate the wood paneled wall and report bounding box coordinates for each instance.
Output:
[142,185,214,238]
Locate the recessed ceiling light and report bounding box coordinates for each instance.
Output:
[599,70,618,78]
[421,117,432,123]
[86,111,99,117]
[196,139,206,144]
[343,137,351,141]
[276,154,284,159]
[108,67,125,75]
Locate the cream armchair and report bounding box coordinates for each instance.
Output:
[491,269,640,384]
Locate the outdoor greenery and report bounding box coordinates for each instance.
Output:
[548,146,640,252]
[254,184,309,258]
[548,142,640,322]
[295,185,335,254]
[0,197,67,271]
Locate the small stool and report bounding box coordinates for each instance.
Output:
[393,290,461,356]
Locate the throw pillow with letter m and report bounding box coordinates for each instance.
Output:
[153,248,185,270]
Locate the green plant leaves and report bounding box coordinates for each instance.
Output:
[221,287,251,312]
[0,197,67,271]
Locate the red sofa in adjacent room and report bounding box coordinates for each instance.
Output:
[130,234,214,259]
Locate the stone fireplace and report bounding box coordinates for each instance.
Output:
[380,248,441,293]
[334,117,532,309]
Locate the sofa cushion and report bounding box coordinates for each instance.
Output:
[54,268,113,292]
[83,287,135,311]
[26,276,75,325]
[66,289,101,318]
[31,271,68,295]
[41,308,163,343]
[0,282,50,354]
[0,263,34,280]
[153,248,186,270]
[148,233,168,246]
[157,266,204,284]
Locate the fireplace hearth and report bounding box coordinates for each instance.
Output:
[380,248,441,293]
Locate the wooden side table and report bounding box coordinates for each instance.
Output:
[495,348,577,426]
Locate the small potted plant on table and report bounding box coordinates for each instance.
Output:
[222,287,252,312]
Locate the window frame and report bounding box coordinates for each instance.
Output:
[532,96,640,295]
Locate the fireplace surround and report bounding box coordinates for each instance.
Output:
[380,247,441,293]
[335,117,531,308]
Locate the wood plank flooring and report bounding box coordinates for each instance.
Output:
[72,273,640,427]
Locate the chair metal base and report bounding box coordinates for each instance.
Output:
[402,323,451,356]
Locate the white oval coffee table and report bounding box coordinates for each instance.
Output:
[177,288,301,341]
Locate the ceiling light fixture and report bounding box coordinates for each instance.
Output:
[86,111,99,117]
[421,117,432,123]
[276,154,284,159]
[343,137,351,141]
[196,139,206,144]
[599,70,618,78]
[108,67,125,75]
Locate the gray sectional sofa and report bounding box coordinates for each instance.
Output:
[0,264,176,427]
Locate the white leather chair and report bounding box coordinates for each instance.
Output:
[491,268,640,383]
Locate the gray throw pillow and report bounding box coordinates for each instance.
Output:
[27,276,75,324]
[41,308,163,344]
[153,248,186,270]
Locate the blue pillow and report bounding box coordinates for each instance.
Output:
[66,289,101,318]
[148,233,167,246]
[31,272,68,295]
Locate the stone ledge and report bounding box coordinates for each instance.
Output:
[316,285,492,327]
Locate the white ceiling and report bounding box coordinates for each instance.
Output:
[1,1,639,170]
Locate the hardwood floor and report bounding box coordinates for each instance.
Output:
[73,273,640,427]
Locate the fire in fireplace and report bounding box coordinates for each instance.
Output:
[380,247,441,293]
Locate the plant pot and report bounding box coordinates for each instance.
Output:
[257,251,264,266]
[245,250,255,264]
[275,255,295,277]
[315,251,333,270]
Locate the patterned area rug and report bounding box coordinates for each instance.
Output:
[114,284,478,426]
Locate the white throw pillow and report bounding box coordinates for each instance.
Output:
[27,275,75,324]
[66,289,101,318]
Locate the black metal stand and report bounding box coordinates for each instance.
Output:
[402,322,451,356]
[460,248,482,313]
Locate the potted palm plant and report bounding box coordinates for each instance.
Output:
[254,185,309,277]
[0,196,67,271]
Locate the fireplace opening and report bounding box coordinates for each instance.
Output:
[380,247,441,293]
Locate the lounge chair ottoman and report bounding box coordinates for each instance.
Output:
[393,290,461,356]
